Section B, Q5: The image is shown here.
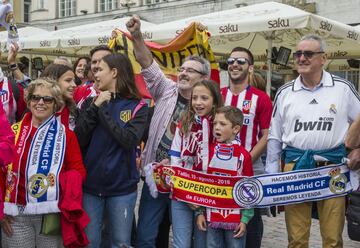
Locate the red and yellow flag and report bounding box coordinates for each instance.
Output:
[108,23,220,99]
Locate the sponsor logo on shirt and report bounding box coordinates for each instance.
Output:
[243,116,250,126]
[294,117,334,132]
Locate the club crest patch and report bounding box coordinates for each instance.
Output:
[215,145,234,161]
[242,100,252,111]
[120,110,132,123]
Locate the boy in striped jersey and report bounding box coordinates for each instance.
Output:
[221,47,272,248]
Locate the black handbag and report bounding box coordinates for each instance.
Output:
[347,191,360,242]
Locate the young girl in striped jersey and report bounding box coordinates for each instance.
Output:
[169,79,223,248]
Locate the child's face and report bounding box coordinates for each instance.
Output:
[213,113,241,144]
[191,85,214,117]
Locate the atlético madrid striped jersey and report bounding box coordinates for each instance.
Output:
[221,86,273,152]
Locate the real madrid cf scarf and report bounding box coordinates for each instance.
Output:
[4,113,66,216]
[146,163,357,209]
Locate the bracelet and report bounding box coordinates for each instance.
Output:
[8,63,18,71]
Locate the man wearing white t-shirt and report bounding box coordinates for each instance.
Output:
[221,47,273,248]
[266,34,360,248]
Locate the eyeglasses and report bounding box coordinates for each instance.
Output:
[30,95,55,104]
[177,67,205,75]
[227,57,250,65]
[293,51,324,59]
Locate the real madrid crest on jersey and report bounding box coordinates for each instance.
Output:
[120,110,131,123]
[242,100,252,111]
[329,104,337,114]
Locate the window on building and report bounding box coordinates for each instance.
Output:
[59,0,76,17]
[37,0,45,9]
[146,0,164,4]
[24,0,31,22]
[99,0,118,12]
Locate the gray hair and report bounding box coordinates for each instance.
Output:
[185,55,211,77]
[300,34,327,52]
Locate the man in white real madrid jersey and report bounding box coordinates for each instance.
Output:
[266,34,360,248]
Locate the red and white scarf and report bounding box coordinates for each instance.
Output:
[180,115,213,172]
[76,83,98,109]
[4,113,66,216]
[56,106,75,131]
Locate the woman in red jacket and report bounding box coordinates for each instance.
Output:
[0,78,86,248]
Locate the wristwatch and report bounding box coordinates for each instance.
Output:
[8,63,18,71]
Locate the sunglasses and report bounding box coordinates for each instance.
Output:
[30,95,55,104]
[293,51,324,59]
[227,57,250,65]
[177,67,205,75]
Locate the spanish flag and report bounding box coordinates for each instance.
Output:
[108,23,220,99]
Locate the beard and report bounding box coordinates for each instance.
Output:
[228,67,249,84]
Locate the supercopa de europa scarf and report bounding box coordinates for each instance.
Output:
[4,113,66,216]
[145,163,358,209]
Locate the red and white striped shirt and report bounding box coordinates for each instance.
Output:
[221,86,272,151]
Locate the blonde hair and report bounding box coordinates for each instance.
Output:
[26,78,64,112]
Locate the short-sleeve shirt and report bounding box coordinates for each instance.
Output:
[221,86,272,151]
[269,70,360,150]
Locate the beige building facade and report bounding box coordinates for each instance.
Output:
[14,0,360,30]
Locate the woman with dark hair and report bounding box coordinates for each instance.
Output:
[41,63,77,130]
[75,53,148,248]
[0,78,86,248]
[73,56,91,86]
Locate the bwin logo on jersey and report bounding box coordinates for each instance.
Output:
[215,145,234,161]
[294,117,333,132]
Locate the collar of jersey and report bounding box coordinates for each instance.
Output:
[293,70,333,92]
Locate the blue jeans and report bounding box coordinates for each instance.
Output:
[136,183,171,248]
[83,191,137,248]
[207,226,246,248]
[171,200,206,248]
